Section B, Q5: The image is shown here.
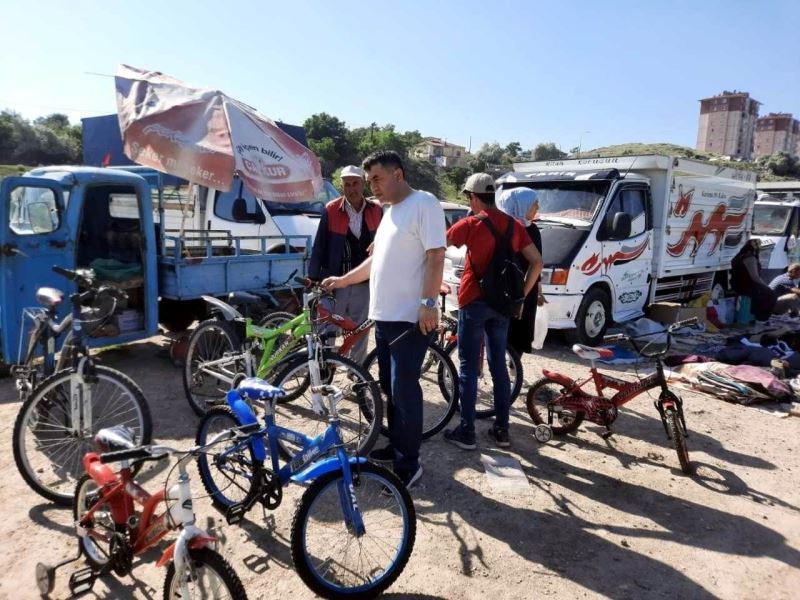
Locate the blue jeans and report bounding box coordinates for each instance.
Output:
[457,301,511,432]
[374,321,432,475]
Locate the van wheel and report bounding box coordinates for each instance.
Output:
[571,287,611,346]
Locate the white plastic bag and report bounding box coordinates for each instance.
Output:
[532,304,549,350]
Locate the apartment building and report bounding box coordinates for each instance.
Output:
[412,137,469,168]
[754,113,800,159]
[696,91,760,160]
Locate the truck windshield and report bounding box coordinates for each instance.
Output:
[263,180,340,216]
[514,181,609,225]
[753,205,791,235]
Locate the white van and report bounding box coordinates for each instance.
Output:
[445,155,756,344]
[752,182,800,281]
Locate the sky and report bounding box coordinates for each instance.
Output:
[2,0,799,154]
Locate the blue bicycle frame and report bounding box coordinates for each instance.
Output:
[221,388,368,535]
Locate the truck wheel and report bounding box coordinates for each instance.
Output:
[572,287,611,346]
[159,298,202,333]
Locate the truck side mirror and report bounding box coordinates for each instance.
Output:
[611,212,632,240]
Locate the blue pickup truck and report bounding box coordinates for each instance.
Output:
[0,165,316,371]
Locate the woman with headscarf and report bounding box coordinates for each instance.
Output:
[496,187,545,353]
[731,238,776,322]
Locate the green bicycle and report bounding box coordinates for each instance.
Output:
[183,279,383,456]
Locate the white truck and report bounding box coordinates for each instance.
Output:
[444,155,756,344]
[752,181,800,281]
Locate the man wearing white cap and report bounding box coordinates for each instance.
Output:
[309,165,382,363]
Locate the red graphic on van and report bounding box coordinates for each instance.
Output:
[672,186,693,218]
[666,203,748,257]
[580,237,649,275]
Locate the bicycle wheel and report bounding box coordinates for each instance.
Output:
[444,340,523,419]
[256,310,296,352]
[196,407,260,510]
[525,377,584,435]
[271,352,381,458]
[13,365,152,505]
[183,319,244,416]
[74,475,113,570]
[163,547,248,600]
[291,462,415,599]
[363,341,458,440]
[665,407,692,474]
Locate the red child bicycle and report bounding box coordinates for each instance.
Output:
[525,318,696,474]
[36,426,248,598]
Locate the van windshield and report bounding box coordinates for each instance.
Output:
[753,204,792,235]
[511,181,609,225]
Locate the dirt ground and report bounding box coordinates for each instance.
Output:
[1,332,799,600]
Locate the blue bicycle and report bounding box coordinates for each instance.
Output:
[195,378,416,599]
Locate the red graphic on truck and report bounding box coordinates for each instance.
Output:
[666,203,748,257]
[580,237,649,275]
[671,185,694,218]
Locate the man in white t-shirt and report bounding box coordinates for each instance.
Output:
[322,150,446,489]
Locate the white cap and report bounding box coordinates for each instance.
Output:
[340,165,364,179]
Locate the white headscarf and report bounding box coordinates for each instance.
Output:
[496,187,538,225]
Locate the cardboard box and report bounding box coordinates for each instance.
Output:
[115,309,144,333]
[646,302,707,326]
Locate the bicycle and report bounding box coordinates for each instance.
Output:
[431,284,524,419]
[525,317,696,474]
[12,266,153,505]
[35,426,247,599]
[195,380,416,599]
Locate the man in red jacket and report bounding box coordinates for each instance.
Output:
[309,165,382,363]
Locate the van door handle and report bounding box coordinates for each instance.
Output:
[2,243,29,257]
[48,240,67,248]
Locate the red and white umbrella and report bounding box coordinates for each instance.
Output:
[115,64,323,201]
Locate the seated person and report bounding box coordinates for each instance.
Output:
[768,263,800,316]
[731,239,776,322]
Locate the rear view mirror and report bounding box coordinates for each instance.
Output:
[610,212,632,240]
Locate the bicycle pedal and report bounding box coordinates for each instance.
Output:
[68,566,97,596]
[601,430,614,439]
[225,503,247,525]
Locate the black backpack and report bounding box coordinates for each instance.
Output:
[469,215,526,317]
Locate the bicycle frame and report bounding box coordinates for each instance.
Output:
[218,387,367,534]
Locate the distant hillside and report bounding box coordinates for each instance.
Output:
[0,164,29,179]
[583,143,792,182]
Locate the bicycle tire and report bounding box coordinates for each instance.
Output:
[13,365,152,505]
[525,377,585,435]
[163,547,248,600]
[256,310,296,353]
[196,406,260,510]
[363,340,458,440]
[183,319,244,416]
[271,352,382,458]
[74,474,113,570]
[443,340,523,419]
[290,462,415,599]
[665,407,692,474]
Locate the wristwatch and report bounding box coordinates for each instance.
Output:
[420,297,436,308]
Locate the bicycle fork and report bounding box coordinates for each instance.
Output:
[70,358,96,438]
[334,448,366,537]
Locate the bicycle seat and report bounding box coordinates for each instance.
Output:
[36,287,64,308]
[237,378,287,401]
[571,344,615,361]
[94,426,137,452]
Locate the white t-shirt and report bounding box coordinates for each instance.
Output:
[368,190,447,323]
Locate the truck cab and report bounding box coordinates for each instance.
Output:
[752,188,800,281]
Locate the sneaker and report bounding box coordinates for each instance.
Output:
[368,445,394,463]
[396,465,423,490]
[444,426,477,450]
[488,426,511,448]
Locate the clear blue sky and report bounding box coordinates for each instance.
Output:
[2,0,798,153]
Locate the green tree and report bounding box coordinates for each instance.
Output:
[505,141,522,158]
[533,142,567,161]
[762,152,800,178]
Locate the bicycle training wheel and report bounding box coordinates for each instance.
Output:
[363,340,458,440]
[525,376,584,435]
[665,407,692,474]
[163,547,248,599]
[13,365,152,505]
[183,319,244,416]
[196,406,260,510]
[291,462,415,599]
[271,352,381,458]
[443,340,522,419]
